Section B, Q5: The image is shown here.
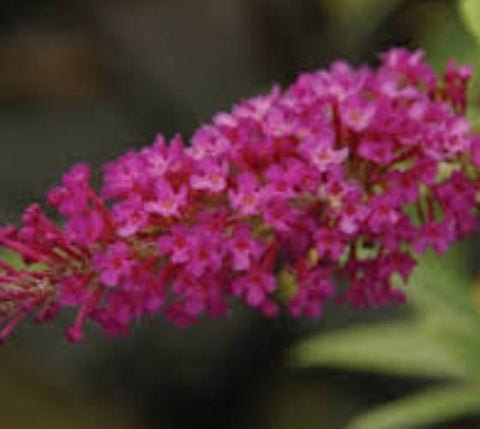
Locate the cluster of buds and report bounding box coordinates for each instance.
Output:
[1,48,479,343]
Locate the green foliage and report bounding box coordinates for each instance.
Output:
[294,321,466,379]
[292,242,480,428]
[460,0,480,47]
[349,384,480,429]
[319,0,402,57]
[322,0,401,26]
[422,0,480,129]
[0,249,46,272]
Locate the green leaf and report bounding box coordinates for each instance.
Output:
[406,247,480,363]
[0,250,47,272]
[460,0,480,46]
[322,0,401,21]
[292,321,466,379]
[348,384,480,429]
[292,243,480,380]
[320,0,402,55]
[0,250,23,269]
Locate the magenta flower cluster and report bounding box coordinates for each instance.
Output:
[1,48,479,343]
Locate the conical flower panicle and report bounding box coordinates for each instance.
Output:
[1,48,479,342]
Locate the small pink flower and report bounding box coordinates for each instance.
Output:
[340,96,376,132]
[112,195,148,237]
[62,163,91,187]
[65,209,105,246]
[380,215,416,251]
[315,228,346,261]
[263,200,296,232]
[337,197,367,235]
[145,180,187,217]
[414,220,454,255]
[358,137,395,164]
[233,85,280,120]
[188,125,231,160]
[139,136,170,178]
[188,234,223,277]
[378,251,416,283]
[158,225,191,264]
[190,159,228,193]
[47,163,91,216]
[102,152,145,199]
[228,226,263,271]
[300,131,349,172]
[289,267,334,317]
[94,242,132,287]
[367,195,400,233]
[263,164,297,199]
[262,107,298,137]
[385,170,418,203]
[232,269,276,308]
[228,173,263,215]
[171,274,227,319]
[470,135,480,168]
[59,275,89,306]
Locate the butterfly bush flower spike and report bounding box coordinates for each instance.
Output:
[1,48,480,343]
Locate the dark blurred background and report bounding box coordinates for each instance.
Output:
[1,1,480,428]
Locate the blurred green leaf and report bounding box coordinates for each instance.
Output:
[0,249,23,268]
[320,0,402,56]
[293,321,465,379]
[423,1,478,69]
[292,241,480,428]
[322,0,401,22]
[406,248,480,377]
[293,244,479,380]
[0,249,47,272]
[406,248,478,320]
[460,0,480,47]
[421,1,480,129]
[348,384,480,429]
